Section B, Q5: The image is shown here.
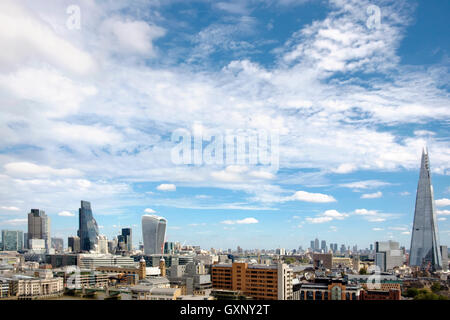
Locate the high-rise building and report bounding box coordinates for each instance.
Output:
[27,209,50,249]
[440,246,448,272]
[68,236,80,253]
[410,150,442,270]
[1,230,23,251]
[77,201,99,252]
[96,235,108,254]
[121,228,132,252]
[314,238,319,251]
[375,241,404,272]
[310,241,314,250]
[51,238,64,252]
[321,240,327,252]
[142,215,167,255]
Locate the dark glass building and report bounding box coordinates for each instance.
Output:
[121,228,132,251]
[77,201,99,252]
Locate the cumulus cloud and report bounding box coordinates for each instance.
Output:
[144,208,156,213]
[287,191,336,203]
[436,198,450,207]
[156,184,176,191]
[361,191,382,199]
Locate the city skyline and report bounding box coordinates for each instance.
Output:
[0,0,449,250]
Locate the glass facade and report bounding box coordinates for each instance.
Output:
[142,215,166,255]
[1,230,23,251]
[77,201,99,252]
[410,150,442,270]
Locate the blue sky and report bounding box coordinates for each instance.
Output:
[0,0,449,251]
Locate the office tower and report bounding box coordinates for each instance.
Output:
[77,201,99,252]
[334,243,338,252]
[96,235,108,254]
[68,236,80,253]
[1,230,23,251]
[353,245,358,253]
[370,244,374,252]
[142,215,167,255]
[321,240,327,252]
[121,228,132,252]
[440,246,448,272]
[340,244,346,254]
[310,241,314,250]
[164,242,175,254]
[375,241,404,272]
[410,150,442,270]
[51,238,64,252]
[27,209,50,249]
[314,238,319,251]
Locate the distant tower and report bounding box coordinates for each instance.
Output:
[139,257,146,280]
[159,257,166,277]
[410,149,442,270]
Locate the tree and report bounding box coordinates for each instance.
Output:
[359,267,367,275]
[431,282,441,293]
[405,288,419,298]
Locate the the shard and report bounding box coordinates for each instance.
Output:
[409,149,442,270]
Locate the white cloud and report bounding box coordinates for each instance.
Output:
[100,17,166,56]
[340,180,391,190]
[156,184,176,191]
[1,218,27,226]
[401,231,411,235]
[437,210,450,216]
[58,211,75,217]
[144,208,156,214]
[305,216,333,224]
[287,191,336,203]
[436,198,450,207]
[0,206,20,211]
[361,191,382,199]
[372,228,384,231]
[221,217,258,225]
[0,0,95,74]
[4,162,82,179]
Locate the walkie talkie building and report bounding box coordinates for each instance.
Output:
[78,200,99,252]
[410,150,442,270]
[142,215,167,255]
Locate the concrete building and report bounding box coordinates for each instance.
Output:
[96,235,108,254]
[313,253,332,269]
[4,274,64,298]
[440,245,448,271]
[375,241,404,272]
[211,262,293,300]
[27,209,50,249]
[131,286,181,300]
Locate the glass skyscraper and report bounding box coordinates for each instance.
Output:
[77,200,99,252]
[410,150,442,270]
[142,215,166,255]
[1,230,23,251]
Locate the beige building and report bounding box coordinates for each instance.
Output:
[131,286,181,300]
[9,275,64,298]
